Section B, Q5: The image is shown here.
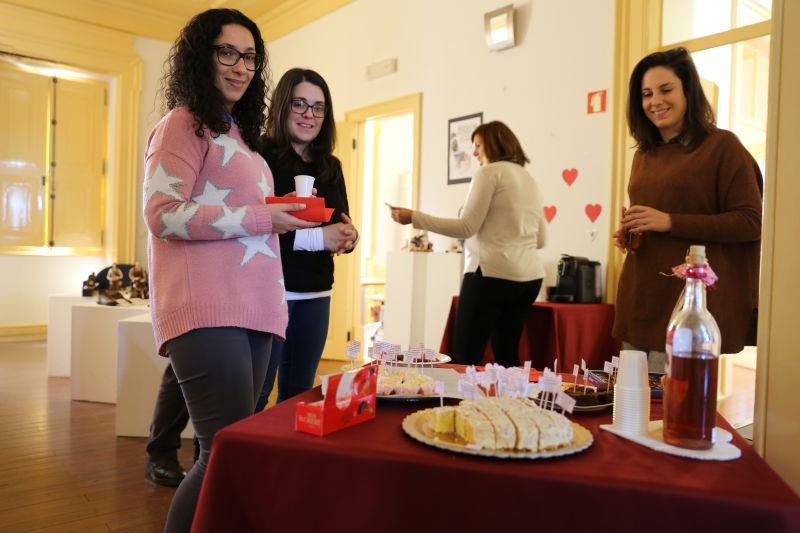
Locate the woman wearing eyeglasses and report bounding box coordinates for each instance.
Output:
[254,68,358,411]
[142,10,318,532]
[390,121,547,367]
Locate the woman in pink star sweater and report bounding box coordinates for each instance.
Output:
[142,9,317,532]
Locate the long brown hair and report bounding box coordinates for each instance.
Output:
[471,121,529,165]
[162,8,270,151]
[627,47,715,152]
[262,68,339,183]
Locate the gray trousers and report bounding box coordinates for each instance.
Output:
[163,327,271,533]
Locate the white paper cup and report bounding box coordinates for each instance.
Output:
[613,384,651,435]
[294,175,315,197]
[616,350,649,388]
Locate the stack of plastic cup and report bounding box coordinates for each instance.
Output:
[612,350,651,435]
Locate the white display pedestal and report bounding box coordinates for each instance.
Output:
[70,302,150,403]
[47,295,94,377]
[383,251,462,349]
[116,313,194,438]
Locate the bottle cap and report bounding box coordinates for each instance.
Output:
[686,245,706,265]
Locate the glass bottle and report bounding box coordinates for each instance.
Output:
[663,245,721,450]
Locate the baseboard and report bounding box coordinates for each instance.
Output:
[0,324,47,340]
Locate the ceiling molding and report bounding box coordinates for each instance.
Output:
[256,0,353,42]
[4,0,352,43]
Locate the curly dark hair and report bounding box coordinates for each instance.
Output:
[261,68,340,184]
[161,8,270,151]
[627,47,715,152]
[471,121,530,166]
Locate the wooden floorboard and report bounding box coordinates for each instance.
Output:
[0,339,193,532]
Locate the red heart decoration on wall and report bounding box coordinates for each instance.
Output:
[543,205,557,223]
[585,203,602,223]
[562,168,578,186]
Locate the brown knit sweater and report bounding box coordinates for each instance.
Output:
[613,128,762,354]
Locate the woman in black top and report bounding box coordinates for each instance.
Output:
[255,68,358,410]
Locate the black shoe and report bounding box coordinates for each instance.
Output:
[145,458,186,487]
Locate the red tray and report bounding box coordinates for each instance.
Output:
[265,196,334,222]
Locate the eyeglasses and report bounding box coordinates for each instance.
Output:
[213,45,260,71]
[290,98,326,118]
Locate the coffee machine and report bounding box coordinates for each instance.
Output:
[548,254,602,303]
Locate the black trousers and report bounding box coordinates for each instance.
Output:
[453,268,543,367]
[146,363,189,462]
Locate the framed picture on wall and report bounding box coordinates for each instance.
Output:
[447,112,482,185]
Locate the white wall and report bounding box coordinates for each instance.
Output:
[266,0,615,290]
[1,0,615,328]
[133,36,173,265]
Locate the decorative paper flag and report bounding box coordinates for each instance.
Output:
[583,367,590,393]
[572,364,580,390]
[538,372,563,410]
[611,355,620,385]
[602,361,613,389]
[553,358,558,375]
[555,391,577,414]
[581,358,587,371]
[458,379,481,400]
[346,340,360,361]
[435,380,445,407]
[344,341,358,370]
[524,381,534,398]
[485,364,498,397]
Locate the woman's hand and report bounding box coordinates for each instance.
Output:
[268,203,320,234]
[614,206,631,253]
[323,213,358,255]
[621,204,672,233]
[390,207,413,225]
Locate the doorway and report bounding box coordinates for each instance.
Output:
[322,94,421,361]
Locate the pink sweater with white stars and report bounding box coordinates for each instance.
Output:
[143,107,287,355]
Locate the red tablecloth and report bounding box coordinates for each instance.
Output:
[440,297,621,370]
[193,374,800,533]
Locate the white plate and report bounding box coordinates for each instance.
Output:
[368,352,452,366]
[402,408,594,459]
[599,420,740,461]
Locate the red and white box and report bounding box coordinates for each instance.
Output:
[295,363,378,436]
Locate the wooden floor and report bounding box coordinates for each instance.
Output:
[0,338,343,532]
[0,337,755,531]
[0,338,191,532]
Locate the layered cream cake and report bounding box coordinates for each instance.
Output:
[430,397,573,452]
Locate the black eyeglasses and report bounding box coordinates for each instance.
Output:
[213,45,260,71]
[290,98,326,118]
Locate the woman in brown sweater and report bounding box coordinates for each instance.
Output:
[612,47,762,371]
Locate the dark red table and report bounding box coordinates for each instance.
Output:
[440,297,621,370]
[192,373,800,533]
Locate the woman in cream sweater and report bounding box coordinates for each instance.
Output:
[391,121,546,366]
